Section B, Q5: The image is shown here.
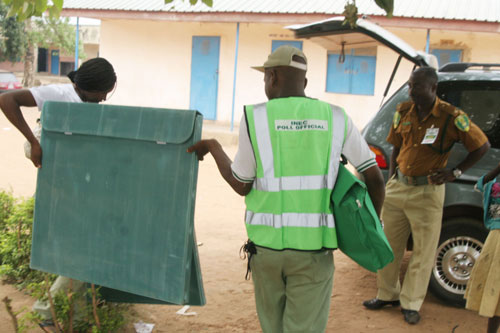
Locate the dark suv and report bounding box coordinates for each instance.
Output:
[290,17,498,306]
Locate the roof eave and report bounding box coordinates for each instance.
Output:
[61,9,500,33]
[369,15,500,33]
[61,9,332,24]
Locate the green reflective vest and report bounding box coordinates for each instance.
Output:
[244,97,347,250]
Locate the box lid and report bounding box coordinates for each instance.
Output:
[41,101,200,144]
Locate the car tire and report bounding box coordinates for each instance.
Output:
[429,217,488,307]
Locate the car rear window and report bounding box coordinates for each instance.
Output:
[0,72,18,83]
[437,81,500,149]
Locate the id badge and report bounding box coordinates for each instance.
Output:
[421,127,439,144]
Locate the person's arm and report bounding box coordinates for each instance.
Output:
[484,162,500,184]
[388,146,400,179]
[361,165,385,217]
[0,89,41,167]
[340,115,386,217]
[188,139,253,196]
[429,141,490,185]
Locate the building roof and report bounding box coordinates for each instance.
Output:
[63,0,500,23]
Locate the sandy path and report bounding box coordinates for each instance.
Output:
[0,111,487,332]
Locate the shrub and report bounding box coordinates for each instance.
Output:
[0,189,15,263]
[0,191,129,332]
[0,196,47,287]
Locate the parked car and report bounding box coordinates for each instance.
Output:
[0,70,22,91]
[289,17,498,307]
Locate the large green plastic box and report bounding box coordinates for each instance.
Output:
[30,101,205,305]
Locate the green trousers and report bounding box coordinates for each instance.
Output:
[250,246,334,333]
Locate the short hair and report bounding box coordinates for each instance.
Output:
[412,66,438,85]
[67,57,117,92]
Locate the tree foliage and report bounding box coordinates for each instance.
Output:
[30,15,83,56]
[0,2,26,62]
[344,0,394,28]
[375,0,394,17]
[0,196,41,287]
[0,3,83,62]
[1,0,62,21]
[0,1,84,86]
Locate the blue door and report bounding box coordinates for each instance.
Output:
[326,53,351,94]
[190,36,220,120]
[326,51,376,95]
[51,50,60,75]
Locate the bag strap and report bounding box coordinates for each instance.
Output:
[339,107,348,165]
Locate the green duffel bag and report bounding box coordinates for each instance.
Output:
[332,163,394,272]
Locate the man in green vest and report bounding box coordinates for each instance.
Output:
[188,45,385,333]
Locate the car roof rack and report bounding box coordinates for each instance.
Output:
[439,63,500,72]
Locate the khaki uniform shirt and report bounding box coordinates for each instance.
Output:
[387,97,488,177]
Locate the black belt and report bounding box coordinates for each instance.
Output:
[396,169,430,186]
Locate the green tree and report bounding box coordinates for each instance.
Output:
[1,0,62,21]
[0,4,25,63]
[24,15,84,86]
[0,2,84,86]
[344,0,393,28]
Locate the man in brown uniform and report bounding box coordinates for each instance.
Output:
[363,67,490,324]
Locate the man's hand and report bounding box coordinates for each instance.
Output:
[429,142,490,185]
[427,169,455,185]
[187,138,252,196]
[30,140,42,168]
[187,139,214,161]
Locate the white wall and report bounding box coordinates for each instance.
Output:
[99,19,238,123]
[98,19,500,129]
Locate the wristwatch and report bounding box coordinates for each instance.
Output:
[452,168,462,178]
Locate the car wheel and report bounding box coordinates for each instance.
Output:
[429,217,487,307]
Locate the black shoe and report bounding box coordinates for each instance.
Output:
[363,298,400,310]
[401,309,420,325]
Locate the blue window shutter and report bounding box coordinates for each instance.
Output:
[326,53,351,94]
[351,55,376,95]
[449,50,462,63]
[271,40,303,52]
[431,49,462,67]
[326,53,375,95]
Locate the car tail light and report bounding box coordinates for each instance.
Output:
[369,145,388,169]
[14,82,22,89]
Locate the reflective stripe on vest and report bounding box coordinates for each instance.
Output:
[244,98,347,250]
[245,211,335,228]
[250,102,345,193]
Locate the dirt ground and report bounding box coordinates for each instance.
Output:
[0,108,488,332]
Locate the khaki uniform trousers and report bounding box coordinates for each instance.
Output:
[376,176,445,311]
[250,246,334,333]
